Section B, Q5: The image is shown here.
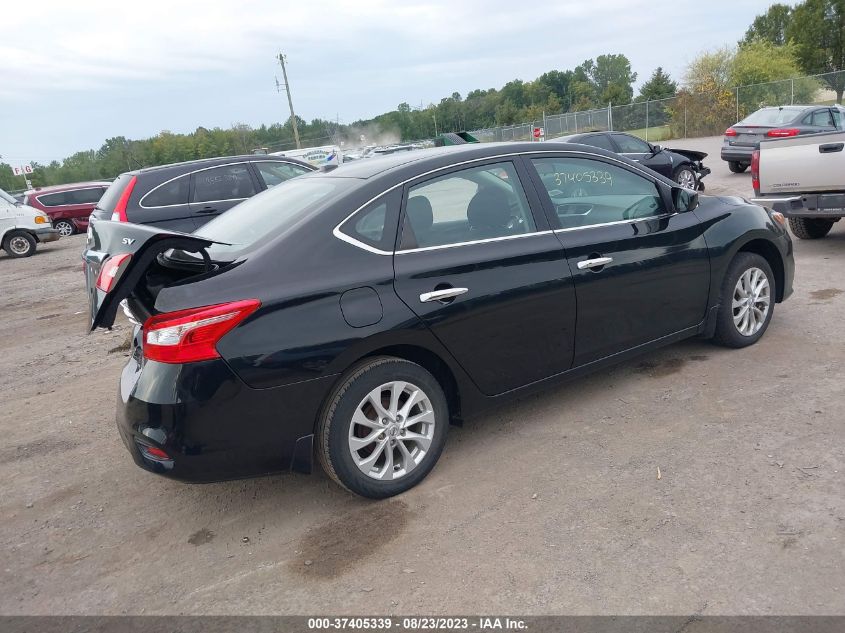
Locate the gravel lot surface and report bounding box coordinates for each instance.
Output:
[1,137,843,615]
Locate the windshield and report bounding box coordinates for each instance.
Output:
[739,107,804,126]
[0,188,18,205]
[193,177,354,259]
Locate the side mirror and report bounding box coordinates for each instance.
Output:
[651,144,662,153]
[673,186,699,212]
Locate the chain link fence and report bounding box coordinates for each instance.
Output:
[470,70,845,143]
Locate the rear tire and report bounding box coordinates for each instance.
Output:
[728,161,748,174]
[713,252,775,349]
[3,230,37,258]
[54,219,75,236]
[788,217,834,240]
[317,356,448,499]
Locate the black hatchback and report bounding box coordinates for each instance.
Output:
[85,142,793,498]
[89,155,315,233]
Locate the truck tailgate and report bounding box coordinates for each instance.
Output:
[758,131,845,195]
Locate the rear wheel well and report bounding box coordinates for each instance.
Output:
[738,239,785,302]
[361,345,462,424]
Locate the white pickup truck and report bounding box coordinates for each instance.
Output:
[752,129,845,239]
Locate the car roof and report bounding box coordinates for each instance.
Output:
[125,154,313,176]
[317,141,634,182]
[758,105,818,111]
[26,181,111,194]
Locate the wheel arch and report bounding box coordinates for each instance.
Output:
[333,343,464,426]
[736,238,785,302]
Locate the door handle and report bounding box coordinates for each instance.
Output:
[819,143,844,153]
[419,287,468,303]
[196,206,218,213]
[577,256,613,270]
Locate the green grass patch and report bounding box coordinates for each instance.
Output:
[622,125,673,142]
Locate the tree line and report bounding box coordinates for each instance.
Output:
[1,0,842,191]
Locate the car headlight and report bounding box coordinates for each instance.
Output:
[34,215,50,224]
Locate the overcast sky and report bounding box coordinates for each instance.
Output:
[0,0,767,164]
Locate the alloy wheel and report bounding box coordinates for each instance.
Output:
[348,381,436,480]
[676,168,696,190]
[732,267,770,336]
[8,236,32,255]
[56,221,74,237]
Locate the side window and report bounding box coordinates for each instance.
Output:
[339,201,388,249]
[531,156,666,230]
[69,188,105,204]
[191,164,256,203]
[612,134,651,153]
[142,176,189,207]
[254,161,311,188]
[399,161,535,250]
[337,190,400,252]
[580,135,616,151]
[806,110,834,127]
[36,192,70,207]
[832,109,843,129]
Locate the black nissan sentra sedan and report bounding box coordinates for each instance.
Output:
[84,142,794,498]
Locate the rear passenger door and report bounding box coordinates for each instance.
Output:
[392,159,577,396]
[189,163,259,228]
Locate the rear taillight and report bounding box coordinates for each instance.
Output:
[96,253,131,292]
[143,299,260,364]
[751,149,760,193]
[724,128,738,137]
[111,176,137,222]
[766,128,799,138]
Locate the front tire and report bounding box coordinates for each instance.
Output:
[54,219,75,236]
[317,357,449,498]
[713,253,775,348]
[788,217,834,240]
[728,161,748,174]
[674,165,697,190]
[3,230,37,258]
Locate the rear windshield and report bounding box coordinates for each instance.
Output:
[96,174,133,212]
[193,177,354,259]
[739,108,804,127]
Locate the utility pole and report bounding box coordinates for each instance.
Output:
[277,53,301,149]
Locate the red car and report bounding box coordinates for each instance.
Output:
[24,181,110,236]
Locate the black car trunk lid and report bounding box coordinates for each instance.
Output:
[83,221,225,331]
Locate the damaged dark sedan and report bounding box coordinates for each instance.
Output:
[84,142,792,498]
[552,131,710,191]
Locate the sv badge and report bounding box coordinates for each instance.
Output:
[122,238,135,245]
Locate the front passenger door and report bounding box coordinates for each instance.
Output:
[189,163,258,227]
[528,155,710,366]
